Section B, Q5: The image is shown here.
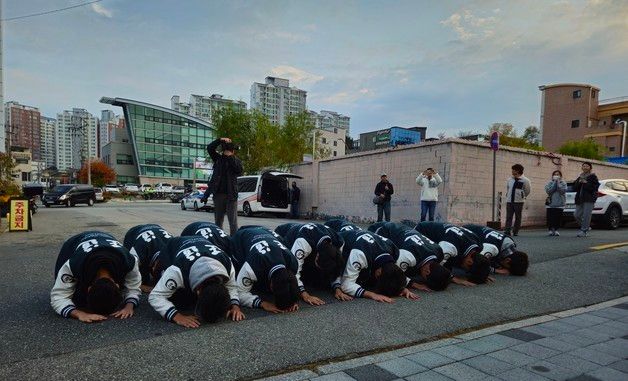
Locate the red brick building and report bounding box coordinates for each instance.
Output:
[5,101,42,160]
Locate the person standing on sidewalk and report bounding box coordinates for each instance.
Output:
[290,181,300,219]
[416,167,443,222]
[573,162,600,237]
[374,173,394,222]
[201,138,243,236]
[504,164,531,236]
[544,170,567,236]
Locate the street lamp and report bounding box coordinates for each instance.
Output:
[615,119,627,157]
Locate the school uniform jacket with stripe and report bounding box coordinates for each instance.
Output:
[180,221,233,254]
[462,224,517,266]
[51,231,141,318]
[230,227,298,308]
[123,224,173,285]
[148,236,238,321]
[414,222,480,268]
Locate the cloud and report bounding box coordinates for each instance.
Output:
[254,30,309,43]
[269,65,324,86]
[91,3,113,18]
[321,88,374,105]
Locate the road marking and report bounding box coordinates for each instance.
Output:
[590,242,628,251]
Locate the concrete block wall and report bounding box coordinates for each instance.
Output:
[292,139,628,226]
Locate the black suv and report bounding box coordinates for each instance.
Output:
[43,184,96,207]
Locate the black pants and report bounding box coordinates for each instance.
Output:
[505,202,523,234]
[213,193,238,236]
[546,208,563,230]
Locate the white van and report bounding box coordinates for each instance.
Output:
[154,183,173,193]
[235,171,302,216]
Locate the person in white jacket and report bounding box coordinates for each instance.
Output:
[416,168,443,222]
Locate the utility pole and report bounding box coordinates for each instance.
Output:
[70,112,91,185]
[0,0,5,154]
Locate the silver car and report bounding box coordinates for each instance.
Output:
[563,179,628,229]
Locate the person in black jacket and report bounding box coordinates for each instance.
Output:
[573,162,600,237]
[290,182,301,219]
[374,173,394,222]
[201,138,243,235]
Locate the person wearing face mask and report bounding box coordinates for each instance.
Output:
[544,170,567,236]
[573,162,600,237]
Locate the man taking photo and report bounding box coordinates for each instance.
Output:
[201,137,243,235]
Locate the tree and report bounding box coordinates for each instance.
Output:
[437,132,446,139]
[558,139,604,161]
[456,130,478,138]
[487,123,516,137]
[0,152,20,196]
[78,160,116,187]
[213,108,316,173]
[522,126,541,146]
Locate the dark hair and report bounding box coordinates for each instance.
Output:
[271,269,299,310]
[221,141,237,152]
[317,240,344,280]
[509,251,529,276]
[582,162,593,168]
[426,168,434,171]
[197,277,230,323]
[87,278,122,315]
[468,253,491,284]
[552,170,562,177]
[377,263,406,297]
[425,262,451,291]
[511,164,524,174]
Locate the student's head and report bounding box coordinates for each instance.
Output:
[467,253,491,284]
[315,239,344,281]
[552,170,563,179]
[87,277,122,315]
[380,173,388,182]
[501,251,529,276]
[375,262,406,297]
[511,164,524,177]
[420,261,451,291]
[196,276,230,323]
[582,162,592,173]
[270,268,299,310]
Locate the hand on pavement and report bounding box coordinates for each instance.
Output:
[172,313,200,328]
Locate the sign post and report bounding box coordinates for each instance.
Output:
[489,132,500,228]
[9,198,31,232]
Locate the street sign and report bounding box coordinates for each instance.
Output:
[490,131,500,151]
[9,198,31,232]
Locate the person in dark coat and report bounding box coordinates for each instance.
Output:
[374,173,394,222]
[201,138,243,235]
[573,162,600,237]
[290,182,301,219]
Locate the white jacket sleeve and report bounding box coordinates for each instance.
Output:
[236,263,261,308]
[50,261,77,318]
[416,175,426,186]
[396,249,418,286]
[291,237,312,292]
[341,249,368,298]
[122,258,142,307]
[148,266,184,321]
[226,264,240,306]
[433,173,443,186]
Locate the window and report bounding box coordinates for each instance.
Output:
[322,137,327,144]
[592,90,596,98]
[333,151,337,157]
[333,141,337,146]
[571,120,580,128]
[608,146,616,152]
[116,154,133,165]
[573,90,581,99]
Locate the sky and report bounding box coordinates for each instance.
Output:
[3,0,628,138]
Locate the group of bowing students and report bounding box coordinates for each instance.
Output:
[51,219,529,327]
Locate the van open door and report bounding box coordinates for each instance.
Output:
[258,172,303,209]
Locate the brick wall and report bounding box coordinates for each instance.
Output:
[292,139,628,226]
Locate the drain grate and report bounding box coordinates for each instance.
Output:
[85,222,118,227]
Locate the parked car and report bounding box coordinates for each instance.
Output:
[123,183,140,193]
[140,184,153,192]
[94,187,104,202]
[43,184,96,207]
[104,184,120,193]
[171,186,186,194]
[563,179,628,229]
[155,183,173,193]
[234,171,302,217]
[180,190,208,211]
[169,191,188,203]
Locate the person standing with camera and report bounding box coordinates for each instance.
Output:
[201,138,243,235]
[374,173,394,222]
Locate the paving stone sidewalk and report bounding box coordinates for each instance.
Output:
[257,297,628,381]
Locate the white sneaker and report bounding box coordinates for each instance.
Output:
[548,230,555,236]
[554,231,560,236]
[577,230,588,237]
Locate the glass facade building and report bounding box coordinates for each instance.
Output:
[100,97,216,183]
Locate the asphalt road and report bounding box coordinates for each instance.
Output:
[0,201,626,380]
